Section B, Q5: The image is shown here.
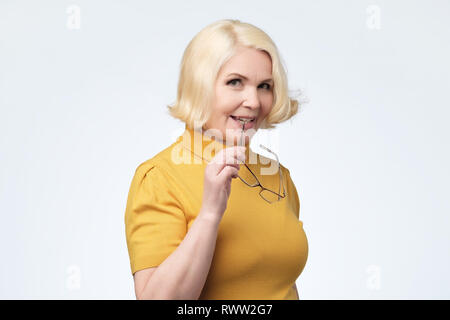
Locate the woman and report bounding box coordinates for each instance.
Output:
[124,19,308,300]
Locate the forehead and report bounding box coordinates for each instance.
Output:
[218,47,272,79]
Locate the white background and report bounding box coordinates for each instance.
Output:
[1,0,449,299]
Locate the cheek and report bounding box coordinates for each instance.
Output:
[260,91,273,111]
[214,88,238,115]
[261,102,273,118]
[220,103,240,120]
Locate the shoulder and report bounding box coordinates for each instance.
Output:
[280,163,291,177]
[128,156,179,208]
[279,163,294,193]
[130,138,193,202]
[133,139,181,178]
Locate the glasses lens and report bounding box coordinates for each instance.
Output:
[260,189,282,203]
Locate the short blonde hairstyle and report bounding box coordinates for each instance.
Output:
[167,19,301,130]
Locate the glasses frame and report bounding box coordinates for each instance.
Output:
[181,128,286,204]
[236,125,286,203]
[236,144,286,203]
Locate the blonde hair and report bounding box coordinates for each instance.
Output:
[167,19,302,130]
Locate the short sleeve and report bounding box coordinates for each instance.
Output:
[284,167,300,220]
[124,162,187,276]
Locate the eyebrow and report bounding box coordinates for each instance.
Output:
[226,73,273,83]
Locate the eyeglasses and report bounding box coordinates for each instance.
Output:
[237,143,286,203]
[182,128,286,204]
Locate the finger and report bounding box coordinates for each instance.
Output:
[220,146,246,165]
[210,153,240,176]
[217,165,239,182]
[211,147,245,174]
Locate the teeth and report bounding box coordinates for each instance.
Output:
[231,116,254,123]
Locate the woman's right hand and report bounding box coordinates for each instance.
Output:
[199,146,247,223]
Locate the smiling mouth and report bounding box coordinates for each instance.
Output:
[230,115,256,123]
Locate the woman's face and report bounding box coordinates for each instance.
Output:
[203,46,274,146]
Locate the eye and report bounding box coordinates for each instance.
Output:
[227,78,241,87]
[259,83,272,90]
[227,78,272,90]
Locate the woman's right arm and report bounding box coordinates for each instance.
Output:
[134,146,246,300]
[135,210,221,300]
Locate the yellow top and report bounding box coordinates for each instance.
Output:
[124,124,308,299]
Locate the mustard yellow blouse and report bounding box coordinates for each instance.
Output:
[124,125,308,299]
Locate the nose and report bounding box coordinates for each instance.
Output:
[242,87,261,110]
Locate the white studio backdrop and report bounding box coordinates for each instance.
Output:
[1,0,449,299]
